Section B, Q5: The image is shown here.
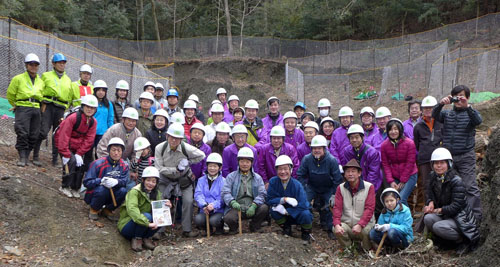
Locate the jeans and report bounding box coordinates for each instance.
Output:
[395,173,417,207]
[305,185,335,231]
[370,228,409,248]
[120,212,158,239]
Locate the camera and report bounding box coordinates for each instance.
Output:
[450,96,460,103]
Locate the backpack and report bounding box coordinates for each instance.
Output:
[160,141,192,189]
[53,107,95,137]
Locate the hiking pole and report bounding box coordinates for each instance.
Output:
[375,232,388,258]
[172,196,179,228]
[110,188,117,207]
[206,213,211,238]
[64,164,69,174]
[238,210,243,235]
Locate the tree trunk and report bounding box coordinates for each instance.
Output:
[223,0,233,56]
[151,0,163,58]
[173,0,177,58]
[139,0,145,59]
[216,0,221,56]
[240,0,246,56]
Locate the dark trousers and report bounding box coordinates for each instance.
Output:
[453,150,482,221]
[224,204,269,231]
[14,106,41,152]
[61,153,93,190]
[370,228,409,248]
[413,163,431,212]
[34,103,65,159]
[84,185,127,211]
[120,212,158,239]
[305,186,335,231]
[194,212,223,230]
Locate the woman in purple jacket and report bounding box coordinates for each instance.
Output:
[189,123,212,183]
[381,119,418,206]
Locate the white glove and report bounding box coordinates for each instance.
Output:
[329,195,335,208]
[285,197,298,207]
[177,158,189,171]
[62,157,70,165]
[75,154,84,167]
[338,165,343,174]
[272,204,287,215]
[102,177,118,188]
[135,150,143,160]
[375,224,390,232]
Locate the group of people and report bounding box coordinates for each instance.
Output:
[7,52,481,255]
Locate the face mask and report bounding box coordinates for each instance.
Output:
[319,109,329,117]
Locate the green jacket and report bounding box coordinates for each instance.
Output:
[6,72,44,108]
[137,108,154,136]
[41,70,74,109]
[117,184,162,231]
[71,80,93,107]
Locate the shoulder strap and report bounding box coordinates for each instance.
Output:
[73,110,94,134]
[161,141,189,160]
[246,125,260,141]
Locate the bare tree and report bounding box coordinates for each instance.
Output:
[223,0,233,56]
[233,0,262,56]
[169,0,195,58]
[151,0,163,57]
[216,0,221,56]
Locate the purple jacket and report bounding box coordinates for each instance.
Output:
[223,108,234,124]
[329,126,350,160]
[403,118,420,140]
[194,173,225,214]
[285,128,305,148]
[365,128,387,153]
[189,140,212,179]
[262,113,284,135]
[296,142,311,163]
[222,143,259,177]
[340,143,382,191]
[364,123,379,140]
[257,143,300,183]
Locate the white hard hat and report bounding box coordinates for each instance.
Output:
[79,64,93,74]
[107,137,125,150]
[142,166,160,179]
[380,188,401,204]
[310,135,327,147]
[388,118,404,128]
[122,107,139,120]
[320,117,335,126]
[93,80,107,89]
[211,103,225,113]
[267,96,280,107]
[283,111,298,121]
[139,92,155,102]
[190,122,205,135]
[431,147,453,167]
[153,109,169,120]
[304,121,319,132]
[206,153,223,165]
[144,81,156,89]
[275,155,293,168]
[237,147,254,160]
[421,96,438,107]
[360,107,375,117]
[170,112,185,125]
[231,124,248,136]
[338,106,354,117]
[155,83,164,90]
[317,98,331,108]
[347,124,364,136]
[167,122,185,138]
[270,126,286,137]
[215,122,231,134]
[81,95,98,108]
[245,99,259,110]
[228,95,239,103]
[115,80,130,90]
[188,94,200,103]
[183,100,197,109]
[375,107,391,118]
[216,88,227,95]
[24,53,40,64]
[134,137,151,151]
[211,100,222,106]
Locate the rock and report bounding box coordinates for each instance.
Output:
[314,257,324,263]
[144,250,152,258]
[290,258,297,265]
[153,245,169,256]
[102,231,109,235]
[3,246,21,256]
[318,253,329,259]
[81,256,96,264]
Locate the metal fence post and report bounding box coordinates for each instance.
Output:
[8,17,11,81]
[441,54,445,96]
[129,61,134,103]
[494,49,499,90]
[456,47,462,85]
[46,43,50,73]
[424,52,428,94]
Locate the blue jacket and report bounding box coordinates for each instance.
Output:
[94,100,114,135]
[221,169,266,214]
[84,156,130,191]
[296,151,342,193]
[377,203,414,243]
[194,173,225,214]
[267,176,312,224]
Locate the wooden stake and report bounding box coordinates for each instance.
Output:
[206,213,211,238]
[110,189,117,207]
[238,210,242,235]
[375,232,388,258]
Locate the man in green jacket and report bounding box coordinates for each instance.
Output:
[6,53,45,167]
[70,64,94,107]
[33,53,74,167]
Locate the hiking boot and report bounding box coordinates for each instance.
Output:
[182,231,199,238]
[152,232,162,240]
[131,238,143,252]
[327,231,336,240]
[280,224,292,237]
[52,157,58,167]
[71,189,80,198]
[89,208,100,220]
[59,187,73,198]
[102,208,119,222]
[214,226,224,235]
[16,150,26,167]
[249,224,264,233]
[142,237,156,250]
[301,228,311,241]
[227,229,239,235]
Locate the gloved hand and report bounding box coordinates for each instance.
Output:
[375,224,390,232]
[246,203,257,217]
[285,197,298,207]
[177,158,189,171]
[135,150,143,160]
[62,157,70,165]
[329,195,335,208]
[75,154,84,167]
[102,177,118,188]
[272,204,287,215]
[338,165,343,174]
[230,200,241,211]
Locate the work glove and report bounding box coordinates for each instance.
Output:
[375,224,390,232]
[75,154,84,167]
[62,157,70,165]
[329,195,335,208]
[285,197,298,207]
[177,158,190,171]
[102,177,118,188]
[272,204,287,215]
[135,150,143,160]
[230,200,241,211]
[246,203,258,218]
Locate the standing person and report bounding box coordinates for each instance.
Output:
[403,100,422,140]
[166,88,182,116]
[294,102,306,128]
[216,88,228,111]
[242,99,266,148]
[6,53,44,166]
[33,53,74,167]
[183,100,202,139]
[296,122,319,162]
[188,123,212,182]
[229,107,244,128]
[315,98,340,128]
[222,147,269,234]
[297,135,342,239]
[84,137,129,221]
[154,83,168,109]
[329,106,354,160]
[433,85,483,221]
[145,109,169,153]
[136,92,155,136]
[70,64,93,107]
[206,100,222,125]
[134,81,160,114]
[332,159,376,250]
[283,111,305,148]
[207,122,233,155]
[154,123,206,237]
[130,137,155,184]
[203,103,225,143]
[359,107,378,140]
[224,95,240,123]
[319,117,336,147]
[262,96,284,134]
[381,119,418,206]
[118,167,170,252]
[267,155,313,241]
[194,153,226,236]
[113,80,132,123]
[366,106,392,153]
[187,94,205,124]
[92,80,114,157]
[413,96,443,214]
[300,112,315,131]
[222,124,259,177]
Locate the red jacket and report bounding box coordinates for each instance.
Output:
[184,116,202,139]
[55,112,97,158]
[381,137,418,184]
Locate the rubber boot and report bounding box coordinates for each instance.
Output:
[32,144,42,167]
[16,150,26,167]
[24,150,31,166]
[301,228,311,241]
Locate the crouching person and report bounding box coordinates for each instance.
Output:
[84,137,129,221]
[370,188,413,250]
[333,159,376,251]
[194,153,225,236]
[267,155,313,241]
[118,166,170,252]
[222,147,269,234]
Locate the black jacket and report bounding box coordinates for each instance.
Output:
[413,119,443,165]
[432,104,482,155]
[145,124,167,153]
[207,138,233,156]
